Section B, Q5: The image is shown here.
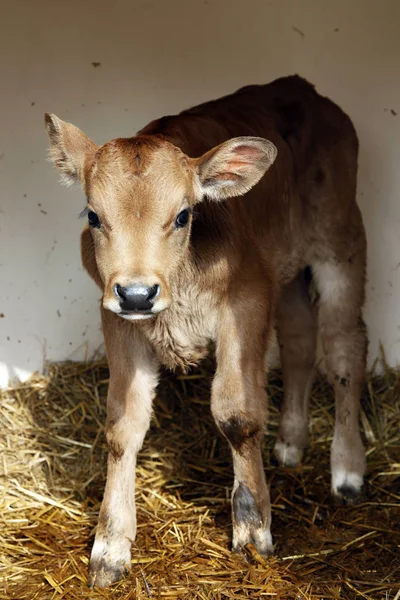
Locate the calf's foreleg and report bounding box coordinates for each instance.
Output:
[212,288,273,555]
[88,310,159,587]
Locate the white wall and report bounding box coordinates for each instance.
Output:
[1,0,399,386]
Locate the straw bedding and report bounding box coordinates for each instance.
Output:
[0,357,399,599]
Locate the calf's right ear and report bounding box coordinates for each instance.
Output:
[44,113,98,187]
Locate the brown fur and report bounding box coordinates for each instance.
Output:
[45,75,368,588]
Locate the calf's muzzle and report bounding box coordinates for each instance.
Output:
[113,283,160,313]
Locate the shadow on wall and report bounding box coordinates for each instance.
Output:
[0,336,105,388]
[356,121,400,366]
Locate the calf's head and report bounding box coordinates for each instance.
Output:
[45,114,277,320]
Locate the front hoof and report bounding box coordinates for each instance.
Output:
[232,523,274,556]
[232,483,274,556]
[252,526,274,556]
[88,537,131,588]
[88,558,129,588]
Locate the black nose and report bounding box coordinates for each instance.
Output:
[114,283,160,312]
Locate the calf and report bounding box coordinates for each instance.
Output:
[45,75,367,588]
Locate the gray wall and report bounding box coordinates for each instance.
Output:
[1,0,399,385]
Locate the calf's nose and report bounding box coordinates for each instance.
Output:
[114,283,160,312]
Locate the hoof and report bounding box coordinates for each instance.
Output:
[88,558,129,588]
[333,484,362,506]
[232,525,274,556]
[232,483,274,556]
[332,469,363,505]
[252,526,274,556]
[88,536,131,588]
[274,439,303,467]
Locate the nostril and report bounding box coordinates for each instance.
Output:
[147,284,160,302]
[114,284,126,301]
[113,282,160,312]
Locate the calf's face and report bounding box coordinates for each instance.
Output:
[45,114,277,320]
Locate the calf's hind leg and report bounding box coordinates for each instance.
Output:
[313,256,367,502]
[275,270,317,466]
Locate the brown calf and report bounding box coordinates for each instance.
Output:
[45,75,367,588]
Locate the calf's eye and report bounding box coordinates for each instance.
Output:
[88,210,101,228]
[175,208,191,229]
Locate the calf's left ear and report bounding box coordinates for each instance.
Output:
[194,136,277,201]
[44,113,98,187]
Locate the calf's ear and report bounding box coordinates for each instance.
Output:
[194,136,277,201]
[44,113,98,187]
